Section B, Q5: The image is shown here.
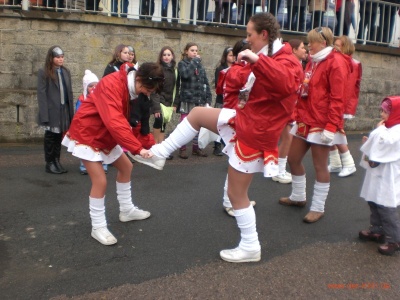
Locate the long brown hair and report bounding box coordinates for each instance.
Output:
[157,46,176,68]
[108,44,128,65]
[181,42,198,60]
[44,45,68,82]
[249,13,281,57]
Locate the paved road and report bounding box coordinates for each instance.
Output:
[0,134,399,299]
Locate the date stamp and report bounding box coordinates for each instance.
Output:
[327,283,391,290]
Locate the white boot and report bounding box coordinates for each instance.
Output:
[117,181,151,222]
[220,205,261,263]
[338,151,356,177]
[89,196,117,245]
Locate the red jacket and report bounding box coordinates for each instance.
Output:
[345,58,362,116]
[295,49,351,132]
[222,61,251,109]
[235,43,303,151]
[67,68,144,154]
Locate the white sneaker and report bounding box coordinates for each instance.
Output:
[119,207,151,222]
[220,247,261,263]
[328,165,342,173]
[223,201,256,217]
[338,166,356,177]
[91,227,117,245]
[126,152,166,170]
[272,171,292,184]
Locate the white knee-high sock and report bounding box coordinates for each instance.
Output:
[116,181,134,213]
[222,174,231,208]
[278,157,288,175]
[310,181,330,212]
[290,174,306,201]
[89,196,107,229]
[235,205,260,252]
[151,118,198,158]
[340,150,355,168]
[329,149,342,168]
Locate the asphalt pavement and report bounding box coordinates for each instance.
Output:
[0,134,399,300]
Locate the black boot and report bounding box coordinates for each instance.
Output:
[213,142,223,156]
[54,134,67,173]
[44,131,63,174]
[46,162,62,174]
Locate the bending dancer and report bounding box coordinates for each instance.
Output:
[133,13,302,263]
[280,27,351,223]
[62,63,164,245]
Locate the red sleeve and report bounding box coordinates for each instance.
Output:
[251,54,299,101]
[327,55,349,127]
[94,77,144,154]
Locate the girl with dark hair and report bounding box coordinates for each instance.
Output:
[62,62,164,246]
[213,46,235,156]
[133,13,303,263]
[176,42,212,159]
[37,45,74,174]
[151,46,180,152]
[103,44,130,77]
[280,27,351,223]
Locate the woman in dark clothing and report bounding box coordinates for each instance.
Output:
[151,46,180,159]
[37,45,74,174]
[103,44,130,77]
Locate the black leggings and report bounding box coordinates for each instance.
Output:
[153,115,165,132]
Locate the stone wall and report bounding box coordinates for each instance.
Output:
[0,8,399,142]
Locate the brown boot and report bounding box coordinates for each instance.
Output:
[192,148,208,157]
[179,149,188,159]
[303,211,324,223]
[359,230,385,243]
[279,197,306,207]
[378,243,400,256]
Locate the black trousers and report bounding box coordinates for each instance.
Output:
[44,130,62,163]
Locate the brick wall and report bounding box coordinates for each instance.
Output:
[0,9,399,142]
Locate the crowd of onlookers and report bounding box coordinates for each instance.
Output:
[2,0,399,45]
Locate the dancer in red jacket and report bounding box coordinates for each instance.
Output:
[62,62,164,246]
[133,13,303,263]
[280,27,351,223]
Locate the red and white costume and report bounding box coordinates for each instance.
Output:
[217,41,303,177]
[292,48,351,145]
[62,66,144,164]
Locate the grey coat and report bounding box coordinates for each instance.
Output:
[37,67,74,128]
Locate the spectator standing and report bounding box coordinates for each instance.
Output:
[177,42,212,159]
[151,46,180,154]
[140,0,155,20]
[161,0,180,22]
[286,0,307,32]
[37,46,74,174]
[309,0,327,29]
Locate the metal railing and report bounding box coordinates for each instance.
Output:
[1,0,399,47]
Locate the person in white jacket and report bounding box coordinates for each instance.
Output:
[359,96,400,256]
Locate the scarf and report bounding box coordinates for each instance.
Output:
[310,46,333,63]
[127,70,137,100]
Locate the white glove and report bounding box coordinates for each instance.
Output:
[320,130,335,144]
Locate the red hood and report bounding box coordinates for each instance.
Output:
[383,96,400,128]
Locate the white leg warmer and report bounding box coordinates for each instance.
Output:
[116,181,134,213]
[329,149,342,168]
[151,118,198,158]
[310,181,330,212]
[290,174,306,201]
[222,174,232,208]
[235,205,261,252]
[89,196,107,229]
[278,157,288,175]
[340,150,355,168]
